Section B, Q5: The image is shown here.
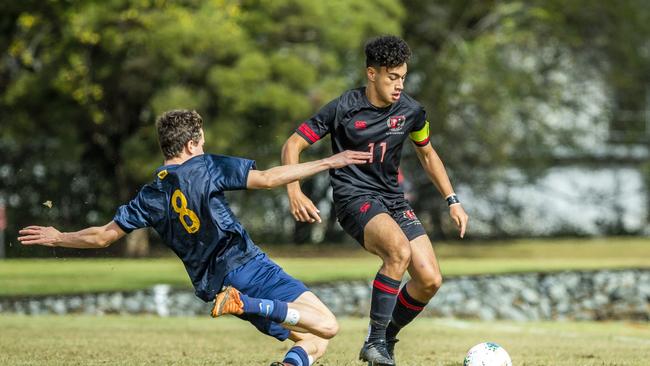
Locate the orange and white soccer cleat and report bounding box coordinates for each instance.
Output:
[211,286,244,317]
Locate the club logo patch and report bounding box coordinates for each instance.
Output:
[387,115,406,131]
[354,120,367,129]
[359,202,371,213]
[403,209,417,220]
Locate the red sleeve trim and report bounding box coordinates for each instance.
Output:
[298,123,320,143]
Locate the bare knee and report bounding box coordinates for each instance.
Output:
[318,313,339,339]
[415,272,443,299]
[364,215,412,276]
[382,243,411,274]
[431,272,443,292]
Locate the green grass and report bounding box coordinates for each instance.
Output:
[0,315,648,365]
[0,258,191,296]
[1,237,648,296]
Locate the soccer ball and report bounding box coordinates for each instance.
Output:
[463,342,512,366]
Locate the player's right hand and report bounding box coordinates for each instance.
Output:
[327,150,372,169]
[288,190,322,223]
[17,226,61,246]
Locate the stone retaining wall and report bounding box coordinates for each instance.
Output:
[1,269,648,321]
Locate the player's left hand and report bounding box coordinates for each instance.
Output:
[17,226,62,246]
[449,204,468,238]
[327,150,372,169]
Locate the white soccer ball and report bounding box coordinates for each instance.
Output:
[463,342,512,366]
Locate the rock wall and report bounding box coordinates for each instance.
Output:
[1,269,648,321]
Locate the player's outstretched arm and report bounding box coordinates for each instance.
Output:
[281,133,322,223]
[414,143,469,238]
[18,221,126,248]
[247,149,370,191]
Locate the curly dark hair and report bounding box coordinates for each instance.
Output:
[365,35,411,68]
[155,110,203,160]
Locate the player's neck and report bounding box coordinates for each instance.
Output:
[164,152,202,166]
[365,85,391,109]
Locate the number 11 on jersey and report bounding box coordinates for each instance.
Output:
[368,142,387,163]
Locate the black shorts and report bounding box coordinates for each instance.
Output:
[335,195,427,246]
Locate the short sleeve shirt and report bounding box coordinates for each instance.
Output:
[295,87,430,204]
[113,154,262,302]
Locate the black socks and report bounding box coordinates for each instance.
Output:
[367,272,401,343]
[386,286,427,340]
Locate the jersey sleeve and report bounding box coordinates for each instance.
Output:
[208,154,257,191]
[409,107,430,147]
[113,187,153,233]
[295,97,338,144]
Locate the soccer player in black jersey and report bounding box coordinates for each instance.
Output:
[282,36,469,365]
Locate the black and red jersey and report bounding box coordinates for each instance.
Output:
[295,87,430,205]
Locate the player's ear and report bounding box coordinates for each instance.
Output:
[366,66,376,82]
[185,139,197,155]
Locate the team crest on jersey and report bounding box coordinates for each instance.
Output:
[387,115,406,131]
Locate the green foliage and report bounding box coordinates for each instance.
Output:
[3,1,650,250]
[0,0,404,252]
[401,0,650,237]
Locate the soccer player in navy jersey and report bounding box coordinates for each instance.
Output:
[18,109,372,366]
[282,36,469,365]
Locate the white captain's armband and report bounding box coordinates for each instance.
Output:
[409,120,430,146]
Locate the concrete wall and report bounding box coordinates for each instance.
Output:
[1,269,648,321]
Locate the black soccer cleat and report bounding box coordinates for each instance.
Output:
[358,340,395,366]
[268,362,286,366]
[386,338,399,360]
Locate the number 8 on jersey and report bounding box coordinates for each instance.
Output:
[172,189,201,233]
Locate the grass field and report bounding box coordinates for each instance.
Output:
[2,238,649,365]
[0,315,648,365]
[1,238,649,296]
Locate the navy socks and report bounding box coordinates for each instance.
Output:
[240,294,288,324]
[283,346,309,366]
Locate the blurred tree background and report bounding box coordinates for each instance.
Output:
[1,0,648,257]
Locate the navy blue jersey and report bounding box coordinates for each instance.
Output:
[113,154,262,302]
[295,87,430,204]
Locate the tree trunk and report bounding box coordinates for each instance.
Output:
[124,228,150,257]
[115,158,151,257]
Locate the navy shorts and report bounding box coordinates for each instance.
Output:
[222,253,308,341]
[336,195,427,246]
